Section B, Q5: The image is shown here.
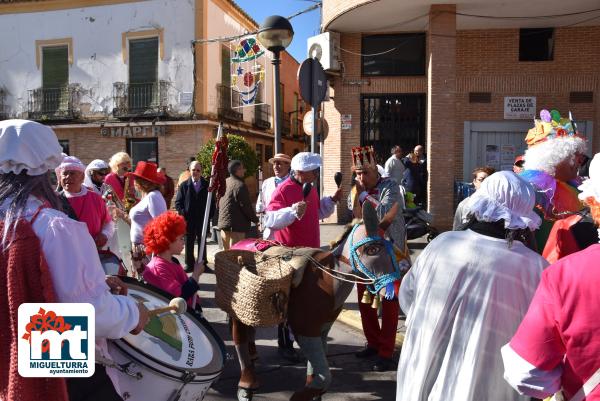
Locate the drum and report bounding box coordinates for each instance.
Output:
[98,249,127,276]
[107,278,226,401]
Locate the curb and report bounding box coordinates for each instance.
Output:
[337,309,405,348]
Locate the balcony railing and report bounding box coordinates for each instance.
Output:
[217,84,242,121]
[28,86,80,121]
[253,103,271,129]
[113,81,169,118]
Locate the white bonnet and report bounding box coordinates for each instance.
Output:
[291,152,322,172]
[0,119,63,176]
[465,171,542,230]
[578,153,600,202]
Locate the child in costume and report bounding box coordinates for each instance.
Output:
[519,109,587,251]
[143,211,204,311]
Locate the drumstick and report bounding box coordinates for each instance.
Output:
[147,297,187,317]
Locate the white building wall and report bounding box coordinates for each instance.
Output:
[0,0,195,117]
[205,0,273,123]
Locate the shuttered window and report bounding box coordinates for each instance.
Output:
[221,46,230,86]
[42,46,68,89]
[129,37,158,110]
[129,37,158,84]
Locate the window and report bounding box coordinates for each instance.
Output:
[255,144,263,165]
[222,45,231,87]
[58,140,70,155]
[129,37,159,110]
[362,33,426,76]
[127,138,159,167]
[42,46,69,112]
[519,28,554,61]
[264,145,273,163]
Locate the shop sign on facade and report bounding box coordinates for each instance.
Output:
[341,114,352,130]
[101,125,166,138]
[504,97,536,119]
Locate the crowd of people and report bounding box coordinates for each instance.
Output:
[2,109,600,401]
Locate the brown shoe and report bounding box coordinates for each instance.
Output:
[290,387,325,401]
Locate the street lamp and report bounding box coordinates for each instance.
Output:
[257,15,294,155]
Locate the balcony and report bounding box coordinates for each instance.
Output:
[253,103,271,130]
[27,86,80,121]
[113,81,169,119]
[217,84,243,122]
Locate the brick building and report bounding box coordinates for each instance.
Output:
[0,0,304,200]
[320,0,600,229]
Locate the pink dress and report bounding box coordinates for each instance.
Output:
[508,244,600,400]
[143,256,199,307]
[66,189,111,239]
[266,178,320,248]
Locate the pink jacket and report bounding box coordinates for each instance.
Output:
[143,256,199,307]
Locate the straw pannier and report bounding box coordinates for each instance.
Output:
[214,249,295,327]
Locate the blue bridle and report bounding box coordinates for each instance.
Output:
[348,224,401,299]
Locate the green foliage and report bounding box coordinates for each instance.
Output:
[196,133,258,179]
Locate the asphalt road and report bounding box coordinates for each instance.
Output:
[191,224,427,401]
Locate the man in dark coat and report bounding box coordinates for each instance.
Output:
[217,160,258,249]
[175,161,214,272]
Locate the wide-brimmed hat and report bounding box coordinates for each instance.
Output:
[268,153,291,164]
[127,161,166,185]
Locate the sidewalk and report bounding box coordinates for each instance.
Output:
[197,223,428,349]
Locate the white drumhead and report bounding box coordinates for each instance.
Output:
[117,279,224,375]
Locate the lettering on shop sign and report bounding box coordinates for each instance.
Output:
[100,125,166,138]
[504,97,536,120]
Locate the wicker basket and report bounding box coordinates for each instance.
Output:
[214,249,295,327]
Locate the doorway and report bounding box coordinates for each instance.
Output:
[360,94,426,162]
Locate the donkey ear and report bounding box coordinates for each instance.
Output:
[362,201,379,237]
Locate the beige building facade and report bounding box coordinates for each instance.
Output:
[0,0,304,200]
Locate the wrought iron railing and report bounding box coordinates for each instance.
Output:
[27,86,80,120]
[113,81,169,118]
[253,103,271,129]
[217,84,242,121]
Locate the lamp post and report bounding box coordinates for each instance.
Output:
[257,15,294,155]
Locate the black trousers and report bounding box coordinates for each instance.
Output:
[185,228,207,269]
[278,322,294,349]
[67,364,121,401]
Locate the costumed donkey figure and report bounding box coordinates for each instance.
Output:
[229,201,407,401]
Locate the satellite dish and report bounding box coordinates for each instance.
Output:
[308,42,322,61]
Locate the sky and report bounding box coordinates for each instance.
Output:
[232,0,322,62]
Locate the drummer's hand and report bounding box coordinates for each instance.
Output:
[95,233,108,248]
[293,201,307,220]
[131,302,150,335]
[331,188,343,203]
[106,275,128,295]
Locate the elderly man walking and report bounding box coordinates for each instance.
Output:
[175,161,212,272]
[264,152,341,248]
[218,160,258,250]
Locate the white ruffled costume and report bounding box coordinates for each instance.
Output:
[396,171,548,401]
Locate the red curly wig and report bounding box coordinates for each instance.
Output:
[143,211,187,254]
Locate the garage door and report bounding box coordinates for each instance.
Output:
[463,121,593,181]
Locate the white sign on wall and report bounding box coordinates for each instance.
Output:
[504,97,536,120]
[341,114,352,130]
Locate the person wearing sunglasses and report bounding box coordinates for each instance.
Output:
[84,159,111,195]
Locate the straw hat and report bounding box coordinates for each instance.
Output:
[268,153,291,164]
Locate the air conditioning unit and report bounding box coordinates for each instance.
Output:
[307,32,340,71]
